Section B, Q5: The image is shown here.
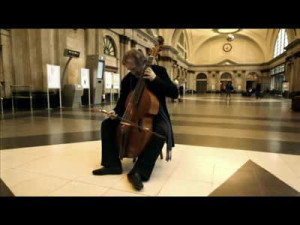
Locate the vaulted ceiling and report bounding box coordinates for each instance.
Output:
[159,29,299,65]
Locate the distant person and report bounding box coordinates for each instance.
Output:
[173,76,181,102]
[225,82,233,100]
[179,84,184,101]
[255,83,262,99]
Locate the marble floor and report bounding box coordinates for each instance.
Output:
[1,94,300,196]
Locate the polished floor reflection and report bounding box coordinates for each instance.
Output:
[1,94,300,196]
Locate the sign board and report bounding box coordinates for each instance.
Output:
[64,49,80,58]
[105,71,112,89]
[113,73,120,89]
[282,82,289,92]
[211,84,215,90]
[238,85,242,90]
[47,64,61,89]
[81,68,90,89]
[97,61,104,79]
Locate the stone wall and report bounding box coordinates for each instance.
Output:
[1,29,300,99]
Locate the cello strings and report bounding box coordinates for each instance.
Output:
[97,109,165,139]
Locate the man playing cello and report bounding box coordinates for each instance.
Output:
[92,48,178,191]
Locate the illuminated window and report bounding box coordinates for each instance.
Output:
[273,29,288,58]
[104,36,116,57]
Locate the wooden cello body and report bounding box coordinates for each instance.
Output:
[117,37,164,159]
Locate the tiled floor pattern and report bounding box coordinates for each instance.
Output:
[1,141,300,196]
[1,94,300,196]
[209,160,299,196]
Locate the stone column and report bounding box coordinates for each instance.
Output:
[260,69,270,92]
[212,72,217,92]
[285,52,300,94]
[186,70,191,90]
[241,71,247,92]
[174,64,178,80]
[232,70,237,89]
[291,55,300,93]
[85,29,98,56]
[0,29,14,97]
[130,40,137,48]
[188,70,196,91]
[284,40,300,94]
[171,63,176,80]
[216,71,220,91]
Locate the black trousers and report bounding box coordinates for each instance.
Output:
[100,116,167,181]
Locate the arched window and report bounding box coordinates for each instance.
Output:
[246,72,258,81]
[221,73,232,80]
[197,73,207,79]
[104,36,117,57]
[273,29,288,58]
[146,29,158,37]
[176,32,187,60]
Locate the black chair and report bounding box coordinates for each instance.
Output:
[11,85,33,112]
[291,91,300,112]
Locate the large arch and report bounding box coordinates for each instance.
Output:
[245,72,259,91]
[171,29,190,59]
[192,33,266,64]
[220,72,232,81]
[220,72,232,92]
[196,73,207,79]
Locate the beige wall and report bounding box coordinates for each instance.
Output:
[0,29,159,97]
[1,30,14,96]
[2,29,87,94]
[192,34,265,64]
[1,28,300,98]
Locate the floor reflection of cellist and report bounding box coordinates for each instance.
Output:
[92,49,178,191]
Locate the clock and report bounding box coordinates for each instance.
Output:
[223,43,232,52]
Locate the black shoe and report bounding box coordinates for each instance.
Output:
[140,175,149,182]
[92,167,122,176]
[127,173,144,191]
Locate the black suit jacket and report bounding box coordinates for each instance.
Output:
[113,65,178,146]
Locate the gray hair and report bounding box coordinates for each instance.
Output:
[122,48,147,68]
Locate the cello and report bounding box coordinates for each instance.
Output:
[97,36,165,160]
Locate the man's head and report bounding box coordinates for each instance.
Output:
[122,49,147,74]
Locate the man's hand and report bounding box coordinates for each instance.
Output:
[107,110,117,119]
[143,67,156,82]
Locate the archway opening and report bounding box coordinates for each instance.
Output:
[246,72,258,91]
[196,73,207,93]
[220,73,232,92]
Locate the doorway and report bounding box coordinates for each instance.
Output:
[196,81,207,93]
[196,73,207,93]
[246,81,256,91]
[220,73,232,93]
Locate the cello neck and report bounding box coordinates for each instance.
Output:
[132,36,165,106]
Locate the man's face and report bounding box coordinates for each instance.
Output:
[124,57,137,72]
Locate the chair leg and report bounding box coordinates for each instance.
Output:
[12,97,14,113]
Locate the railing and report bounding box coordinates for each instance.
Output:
[10,85,33,112]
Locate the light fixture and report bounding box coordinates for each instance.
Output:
[213,29,241,34]
[227,34,235,42]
